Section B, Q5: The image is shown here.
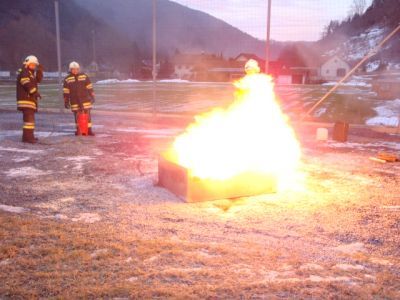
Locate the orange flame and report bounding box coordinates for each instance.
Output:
[167,73,301,191]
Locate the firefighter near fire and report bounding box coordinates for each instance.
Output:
[63,61,96,136]
[16,55,43,144]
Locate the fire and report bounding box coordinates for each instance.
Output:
[166,73,301,191]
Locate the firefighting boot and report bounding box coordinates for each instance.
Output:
[88,127,95,136]
[22,128,36,144]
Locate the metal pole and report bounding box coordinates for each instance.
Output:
[92,30,96,63]
[152,0,157,115]
[54,0,63,112]
[265,0,272,74]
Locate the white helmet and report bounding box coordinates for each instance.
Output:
[245,59,260,74]
[69,61,80,71]
[23,55,39,66]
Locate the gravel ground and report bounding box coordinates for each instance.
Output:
[0,110,399,298]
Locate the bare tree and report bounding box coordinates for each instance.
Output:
[348,0,367,17]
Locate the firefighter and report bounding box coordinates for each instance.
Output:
[16,55,43,143]
[245,59,261,75]
[63,61,95,136]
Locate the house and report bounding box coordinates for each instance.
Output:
[172,52,351,84]
[234,53,285,79]
[210,53,282,81]
[172,54,195,79]
[0,71,10,79]
[320,56,350,81]
[172,53,235,81]
[275,55,350,85]
[235,53,315,84]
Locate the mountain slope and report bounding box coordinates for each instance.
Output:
[0,0,138,71]
[72,0,273,59]
[319,0,400,67]
[0,0,281,72]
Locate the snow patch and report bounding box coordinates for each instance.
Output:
[90,249,109,258]
[4,167,50,178]
[334,264,365,271]
[328,141,400,151]
[366,60,380,73]
[114,127,181,136]
[0,259,12,266]
[158,79,190,83]
[71,212,101,223]
[0,204,29,214]
[0,130,69,140]
[367,99,400,127]
[381,205,400,211]
[96,78,140,84]
[314,107,327,117]
[63,156,94,171]
[65,156,94,162]
[0,146,45,154]
[322,80,371,87]
[127,276,138,282]
[12,157,30,163]
[299,263,324,271]
[35,197,75,211]
[308,275,352,283]
[334,242,365,254]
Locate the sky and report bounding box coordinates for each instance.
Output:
[171,0,373,41]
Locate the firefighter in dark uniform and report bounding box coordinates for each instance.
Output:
[16,55,43,143]
[63,61,95,136]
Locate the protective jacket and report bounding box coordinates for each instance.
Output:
[63,73,94,111]
[16,67,39,111]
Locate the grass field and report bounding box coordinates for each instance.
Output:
[0,110,399,298]
[0,80,387,124]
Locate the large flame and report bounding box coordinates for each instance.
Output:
[167,73,301,190]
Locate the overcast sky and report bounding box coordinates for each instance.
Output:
[171,0,373,41]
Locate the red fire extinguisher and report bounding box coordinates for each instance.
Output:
[76,110,89,136]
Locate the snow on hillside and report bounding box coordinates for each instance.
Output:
[322,79,371,87]
[367,99,400,127]
[325,26,386,63]
[365,60,381,73]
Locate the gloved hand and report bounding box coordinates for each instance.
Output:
[36,65,44,83]
[33,92,42,100]
[64,101,70,109]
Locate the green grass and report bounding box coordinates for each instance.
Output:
[0,81,382,123]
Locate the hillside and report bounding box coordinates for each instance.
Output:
[0,0,281,72]
[319,0,400,68]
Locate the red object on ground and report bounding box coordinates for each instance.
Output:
[333,121,349,142]
[77,111,89,136]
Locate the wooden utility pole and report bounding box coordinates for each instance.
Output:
[54,0,63,112]
[152,0,157,115]
[265,0,272,74]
